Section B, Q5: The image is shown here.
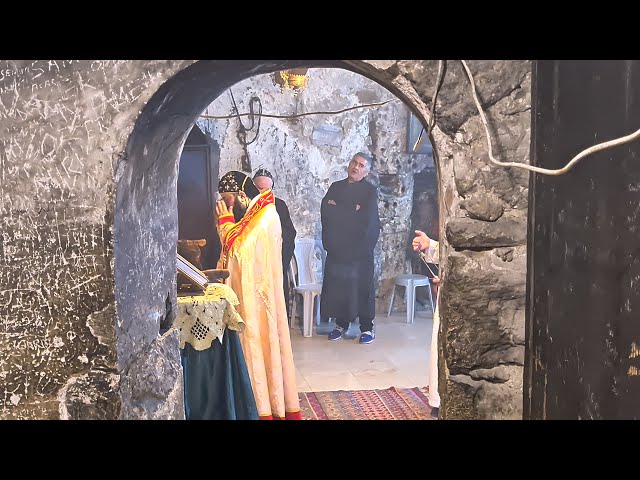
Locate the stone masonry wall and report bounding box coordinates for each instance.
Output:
[389,60,531,419]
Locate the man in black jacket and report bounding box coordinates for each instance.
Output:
[253,168,297,319]
[320,152,381,344]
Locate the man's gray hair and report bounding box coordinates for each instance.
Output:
[354,151,373,172]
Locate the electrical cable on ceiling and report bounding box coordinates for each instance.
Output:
[209,63,640,177]
[200,99,399,121]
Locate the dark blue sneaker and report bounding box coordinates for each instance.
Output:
[359,331,375,344]
[328,325,346,341]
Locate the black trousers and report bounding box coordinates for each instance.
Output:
[321,254,376,333]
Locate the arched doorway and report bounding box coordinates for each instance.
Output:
[114,60,445,418]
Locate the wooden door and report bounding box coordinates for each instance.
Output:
[527,60,640,419]
[177,125,221,270]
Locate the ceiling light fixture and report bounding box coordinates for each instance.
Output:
[273,68,309,95]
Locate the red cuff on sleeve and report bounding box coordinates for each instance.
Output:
[218,214,234,226]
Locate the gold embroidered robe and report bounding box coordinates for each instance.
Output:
[217,189,301,420]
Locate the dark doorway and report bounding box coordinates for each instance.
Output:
[177,125,221,269]
[410,165,440,305]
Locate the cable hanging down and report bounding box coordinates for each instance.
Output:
[412,59,446,152]
[460,59,640,176]
[228,89,262,146]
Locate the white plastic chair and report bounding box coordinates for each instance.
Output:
[387,274,434,324]
[290,238,323,337]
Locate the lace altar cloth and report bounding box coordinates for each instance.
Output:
[176,283,244,351]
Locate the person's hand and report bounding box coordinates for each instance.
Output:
[432,276,441,284]
[216,199,230,218]
[412,230,430,251]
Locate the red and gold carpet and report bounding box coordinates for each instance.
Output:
[299,386,435,420]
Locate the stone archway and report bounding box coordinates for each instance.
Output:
[114,60,440,419]
[115,60,531,420]
[0,60,530,419]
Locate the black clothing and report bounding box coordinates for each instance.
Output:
[319,178,380,332]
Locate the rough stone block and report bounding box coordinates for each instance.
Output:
[446,215,527,248]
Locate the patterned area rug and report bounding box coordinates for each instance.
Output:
[299,386,435,420]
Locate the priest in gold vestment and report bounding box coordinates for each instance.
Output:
[215,170,301,420]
